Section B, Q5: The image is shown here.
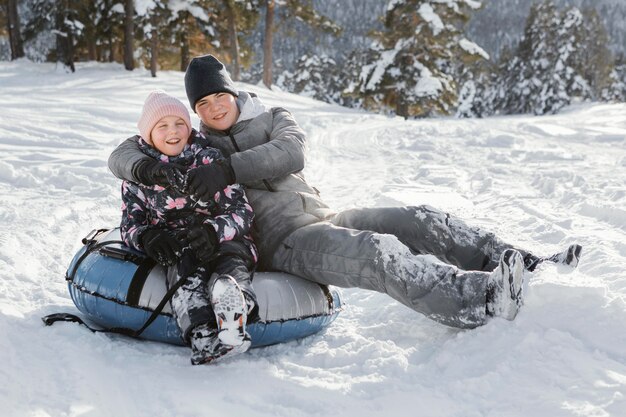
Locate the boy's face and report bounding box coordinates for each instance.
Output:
[150,115,190,156]
[195,92,239,131]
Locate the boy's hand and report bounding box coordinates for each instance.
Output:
[178,224,219,263]
[186,159,235,201]
[140,228,182,266]
[134,159,186,190]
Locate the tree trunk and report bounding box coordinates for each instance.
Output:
[262,0,275,89]
[180,13,189,72]
[55,0,75,72]
[123,0,134,71]
[108,31,115,62]
[225,0,240,81]
[7,0,24,60]
[150,14,158,77]
[84,15,97,61]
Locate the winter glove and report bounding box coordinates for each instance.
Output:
[186,159,235,201]
[140,228,183,266]
[133,159,186,190]
[178,224,219,264]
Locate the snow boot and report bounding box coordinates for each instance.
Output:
[547,244,582,268]
[523,244,583,271]
[210,275,251,347]
[487,249,525,320]
[189,323,250,365]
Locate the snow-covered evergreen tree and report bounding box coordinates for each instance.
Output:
[347,0,486,118]
[603,55,626,101]
[277,53,341,103]
[497,2,567,115]
[456,59,497,118]
[496,1,616,115]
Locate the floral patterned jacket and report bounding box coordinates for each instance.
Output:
[120,130,257,261]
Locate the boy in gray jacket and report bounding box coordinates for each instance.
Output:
[109,55,582,330]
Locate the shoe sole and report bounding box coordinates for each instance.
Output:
[211,276,248,347]
[501,249,525,319]
[566,244,582,268]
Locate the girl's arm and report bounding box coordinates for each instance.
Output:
[120,181,151,250]
[203,183,254,243]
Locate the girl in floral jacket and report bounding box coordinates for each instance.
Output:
[120,90,257,365]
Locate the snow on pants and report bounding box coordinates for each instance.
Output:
[167,245,256,342]
[270,205,525,329]
[331,205,528,271]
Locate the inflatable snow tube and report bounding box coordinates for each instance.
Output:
[66,228,342,348]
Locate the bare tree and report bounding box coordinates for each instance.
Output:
[55,0,75,72]
[262,0,274,88]
[123,0,134,70]
[150,13,158,77]
[225,0,241,81]
[6,0,24,60]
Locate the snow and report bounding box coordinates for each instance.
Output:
[419,3,445,36]
[1,60,626,417]
[459,38,490,60]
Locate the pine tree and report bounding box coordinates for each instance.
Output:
[496,1,615,115]
[603,54,626,102]
[261,0,340,89]
[499,2,573,115]
[575,7,613,99]
[348,0,485,118]
[135,0,169,77]
[207,0,261,81]
[278,53,341,103]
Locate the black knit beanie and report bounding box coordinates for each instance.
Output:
[184,54,239,111]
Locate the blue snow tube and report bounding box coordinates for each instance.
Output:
[66,228,342,348]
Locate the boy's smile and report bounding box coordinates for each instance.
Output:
[195,92,240,131]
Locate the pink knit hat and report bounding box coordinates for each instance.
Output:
[137,90,192,143]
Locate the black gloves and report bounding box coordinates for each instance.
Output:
[186,159,235,201]
[140,228,182,266]
[178,224,219,264]
[133,159,186,190]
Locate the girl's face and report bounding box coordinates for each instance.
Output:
[194,92,239,131]
[150,116,190,156]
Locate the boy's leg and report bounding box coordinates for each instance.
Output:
[331,205,525,271]
[271,222,491,329]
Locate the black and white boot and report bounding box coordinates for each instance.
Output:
[210,275,252,349]
[487,249,525,320]
[524,244,583,271]
[547,244,582,268]
[189,323,250,365]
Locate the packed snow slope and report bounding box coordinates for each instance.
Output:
[1,61,625,417]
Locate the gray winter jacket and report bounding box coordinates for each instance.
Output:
[108,91,334,267]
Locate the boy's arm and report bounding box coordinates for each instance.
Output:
[109,136,183,186]
[203,183,254,244]
[120,181,151,250]
[108,137,146,183]
[229,107,306,184]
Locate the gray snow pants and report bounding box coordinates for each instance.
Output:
[270,205,524,329]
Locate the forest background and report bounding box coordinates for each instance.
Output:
[1,0,625,118]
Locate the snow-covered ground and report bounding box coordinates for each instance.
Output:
[1,60,625,417]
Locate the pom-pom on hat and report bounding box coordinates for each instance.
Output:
[184,54,239,111]
[137,90,192,143]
